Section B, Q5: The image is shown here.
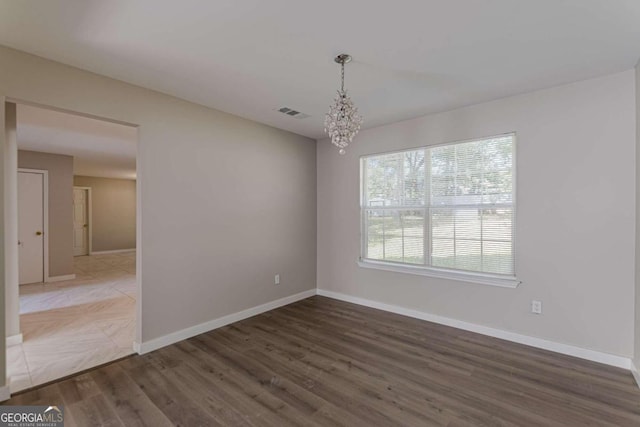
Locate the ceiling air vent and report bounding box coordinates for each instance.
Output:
[276,107,310,119]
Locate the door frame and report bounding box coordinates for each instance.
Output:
[17,168,49,283]
[73,186,92,256]
[4,98,141,401]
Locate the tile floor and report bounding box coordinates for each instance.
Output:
[8,251,136,393]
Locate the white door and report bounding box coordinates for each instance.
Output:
[73,188,89,256]
[18,171,45,284]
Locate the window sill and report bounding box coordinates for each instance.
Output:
[357,259,521,288]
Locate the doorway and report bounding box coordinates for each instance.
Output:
[17,169,48,285]
[6,101,139,394]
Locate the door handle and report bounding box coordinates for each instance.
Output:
[35,231,42,236]
[83,224,88,228]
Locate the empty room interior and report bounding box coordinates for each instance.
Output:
[1,1,640,426]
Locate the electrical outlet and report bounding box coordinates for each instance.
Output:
[531,300,542,314]
[274,274,280,285]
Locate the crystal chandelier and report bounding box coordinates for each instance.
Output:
[324,54,363,155]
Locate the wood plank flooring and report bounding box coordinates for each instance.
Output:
[4,296,640,426]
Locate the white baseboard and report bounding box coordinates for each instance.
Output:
[6,333,22,347]
[44,274,75,283]
[137,289,316,354]
[90,248,136,255]
[632,362,640,389]
[0,385,10,402]
[316,289,632,370]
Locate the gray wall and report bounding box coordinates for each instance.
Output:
[318,70,636,358]
[18,150,74,277]
[0,45,317,364]
[74,176,136,252]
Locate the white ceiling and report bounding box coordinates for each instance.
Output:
[1,1,640,139]
[17,104,137,180]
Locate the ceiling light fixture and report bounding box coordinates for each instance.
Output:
[324,54,363,155]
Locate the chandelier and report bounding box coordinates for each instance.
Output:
[324,54,363,155]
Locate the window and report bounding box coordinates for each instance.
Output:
[360,134,515,281]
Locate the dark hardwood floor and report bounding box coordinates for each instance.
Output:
[5,296,640,426]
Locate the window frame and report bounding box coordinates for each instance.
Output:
[359,133,520,288]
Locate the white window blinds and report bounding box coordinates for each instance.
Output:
[361,134,515,276]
